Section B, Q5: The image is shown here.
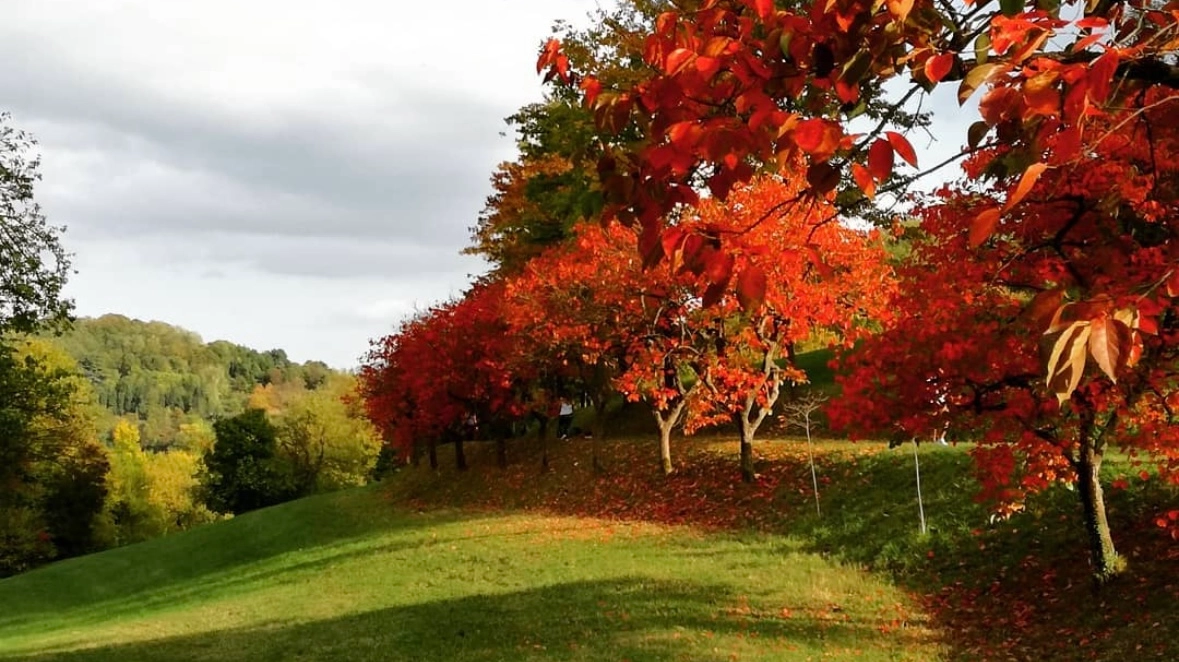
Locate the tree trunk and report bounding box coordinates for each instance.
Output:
[658,420,674,475]
[455,438,467,471]
[428,440,438,470]
[739,427,754,483]
[1076,442,1124,587]
[591,399,608,474]
[410,442,421,467]
[496,437,507,469]
[540,432,549,472]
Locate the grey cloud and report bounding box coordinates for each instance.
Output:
[2,33,513,246]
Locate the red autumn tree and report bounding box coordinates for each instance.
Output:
[832,109,1179,583]
[507,221,712,475]
[538,0,1178,584]
[360,282,531,472]
[679,174,895,482]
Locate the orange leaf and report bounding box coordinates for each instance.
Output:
[1003,162,1048,211]
[753,0,775,20]
[969,208,1001,248]
[850,162,876,199]
[924,53,955,83]
[867,139,894,182]
[885,131,918,167]
[886,0,914,22]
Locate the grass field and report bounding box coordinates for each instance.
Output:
[2,435,1178,661]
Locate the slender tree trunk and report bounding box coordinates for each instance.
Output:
[592,399,608,474]
[654,399,686,476]
[455,438,467,471]
[410,442,421,467]
[1076,441,1124,586]
[496,437,507,469]
[658,418,675,475]
[428,439,438,470]
[538,421,549,473]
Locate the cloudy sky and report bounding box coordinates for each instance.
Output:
[4,0,604,368]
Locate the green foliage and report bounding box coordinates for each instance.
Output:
[0,340,108,576]
[203,409,297,514]
[0,113,73,336]
[45,314,338,449]
[272,374,383,493]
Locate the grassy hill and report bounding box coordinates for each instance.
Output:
[2,436,1177,661]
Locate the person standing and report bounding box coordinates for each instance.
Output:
[558,398,574,440]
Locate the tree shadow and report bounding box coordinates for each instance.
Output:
[402,439,1179,660]
[7,577,916,662]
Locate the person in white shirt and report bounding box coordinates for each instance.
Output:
[558,398,574,439]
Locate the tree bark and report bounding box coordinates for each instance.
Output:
[455,438,467,471]
[591,398,608,474]
[658,420,675,475]
[428,439,438,470]
[496,437,507,469]
[1076,441,1124,587]
[739,424,755,483]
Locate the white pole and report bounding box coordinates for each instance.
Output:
[913,439,927,535]
[805,412,821,517]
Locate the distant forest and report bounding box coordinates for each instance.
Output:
[42,314,336,448]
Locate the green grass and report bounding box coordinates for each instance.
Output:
[1,478,938,661]
[3,434,1178,661]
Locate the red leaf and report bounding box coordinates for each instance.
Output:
[867,139,894,182]
[969,207,1001,248]
[1088,51,1119,103]
[1003,162,1048,211]
[1024,288,1064,332]
[885,131,918,167]
[793,119,841,160]
[665,48,695,75]
[736,264,767,311]
[704,251,735,286]
[695,56,722,81]
[806,162,841,195]
[924,53,955,83]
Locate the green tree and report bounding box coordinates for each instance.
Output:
[203,409,296,514]
[0,113,72,336]
[274,374,382,493]
[0,340,108,576]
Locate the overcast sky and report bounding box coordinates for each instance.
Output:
[4,0,604,368]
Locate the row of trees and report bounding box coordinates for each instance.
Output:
[364,0,1179,586]
[362,173,892,481]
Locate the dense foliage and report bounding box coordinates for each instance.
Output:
[356,0,1179,592]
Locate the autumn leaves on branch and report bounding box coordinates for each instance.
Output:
[361,0,1178,583]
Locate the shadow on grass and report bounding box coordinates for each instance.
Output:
[7,577,909,662]
[398,438,1179,661]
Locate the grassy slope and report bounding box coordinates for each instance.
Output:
[3,434,1178,661]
